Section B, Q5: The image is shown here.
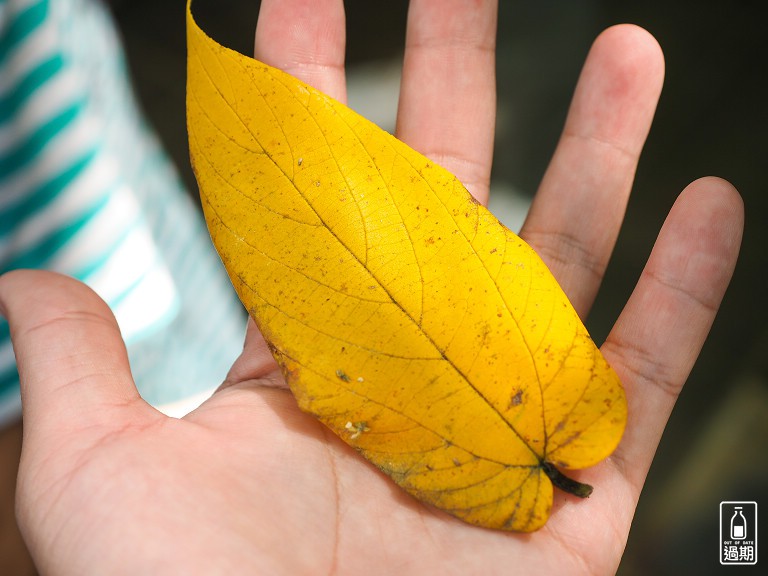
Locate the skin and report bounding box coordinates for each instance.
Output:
[0,0,743,574]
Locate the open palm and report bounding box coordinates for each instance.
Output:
[0,1,742,574]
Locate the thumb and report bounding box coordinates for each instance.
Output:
[0,270,148,438]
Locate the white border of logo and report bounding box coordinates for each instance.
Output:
[720,501,758,565]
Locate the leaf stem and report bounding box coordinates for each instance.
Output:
[541,461,593,498]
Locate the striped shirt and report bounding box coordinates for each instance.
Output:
[0,0,245,425]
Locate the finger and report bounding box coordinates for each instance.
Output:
[254,0,347,102]
[602,178,743,491]
[0,270,147,441]
[221,318,284,391]
[395,0,498,204]
[520,25,664,317]
[232,0,346,399]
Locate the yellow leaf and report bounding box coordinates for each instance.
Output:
[186,1,626,532]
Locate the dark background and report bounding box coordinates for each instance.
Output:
[110,1,766,574]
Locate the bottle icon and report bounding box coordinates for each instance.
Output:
[731,507,747,540]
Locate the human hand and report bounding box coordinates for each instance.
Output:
[0,0,743,574]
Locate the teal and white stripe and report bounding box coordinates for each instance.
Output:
[0,0,244,425]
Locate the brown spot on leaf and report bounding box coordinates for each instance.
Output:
[336,369,350,382]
